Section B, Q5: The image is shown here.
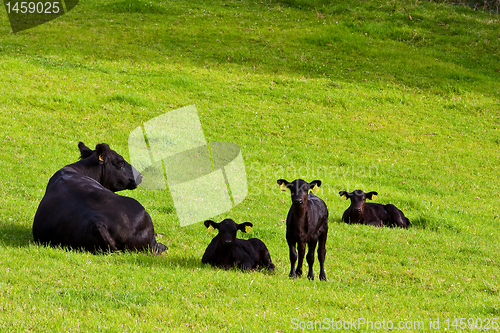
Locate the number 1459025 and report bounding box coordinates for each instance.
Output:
[5,2,61,14]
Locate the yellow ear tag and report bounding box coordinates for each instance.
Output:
[207,225,215,233]
[98,155,104,162]
[341,194,347,200]
[311,184,320,194]
[280,183,287,192]
[371,195,377,201]
[244,225,252,233]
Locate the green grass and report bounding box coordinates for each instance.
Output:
[0,0,499,331]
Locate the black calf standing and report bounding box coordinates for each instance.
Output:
[339,190,410,228]
[277,179,329,281]
[202,219,275,271]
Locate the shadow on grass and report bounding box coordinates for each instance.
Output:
[164,255,277,275]
[103,251,204,269]
[331,217,416,230]
[0,222,33,248]
[409,216,460,233]
[166,255,204,269]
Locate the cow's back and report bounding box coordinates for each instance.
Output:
[33,169,97,245]
[232,239,258,268]
[384,204,410,228]
[365,203,388,221]
[286,193,328,243]
[305,193,329,236]
[247,238,275,270]
[33,168,155,252]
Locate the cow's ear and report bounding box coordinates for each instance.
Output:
[309,180,321,194]
[95,143,111,163]
[238,222,253,233]
[277,179,289,192]
[366,191,378,201]
[78,142,94,159]
[204,220,218,232]
[339,191,349,200]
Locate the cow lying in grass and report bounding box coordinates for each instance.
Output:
[33,142,167,253]
[277,179,329,281]
[202,219,275,271]
[339,190,410,228]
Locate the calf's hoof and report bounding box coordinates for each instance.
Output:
[154,242,168,254]
[319,273,327,281]
[307,273,315,281]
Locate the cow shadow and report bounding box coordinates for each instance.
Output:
[101,250,203,269]
[0,222,33,248]
[166,255,204,269]
[409,216,457,232]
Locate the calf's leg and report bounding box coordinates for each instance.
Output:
[390,211,409,228]
[288,243,298,278]
[366,217,382,227]
[296,242,306,277]
[317,232,327,281]
[154,242,168,254]
[306,241,317,280]
[261,250,275,271]
[94,223,118,252]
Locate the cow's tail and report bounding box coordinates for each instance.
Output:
[94,223,118,252]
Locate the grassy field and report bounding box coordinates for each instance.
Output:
[0,0,499,331]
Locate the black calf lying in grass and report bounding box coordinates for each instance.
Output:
[202,219,275,271]
[339,190,410,228]
[277,179,329,281]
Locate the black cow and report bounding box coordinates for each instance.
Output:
[32,142,167,253]
[202,219,275,271]
[339,190,410,228]
[277,179,329,281]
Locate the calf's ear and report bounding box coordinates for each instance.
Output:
[204,220,218,232]
[309,180,322,194]
[238,222,253,233]
[95,143,112,163]
[78,142,94,159]
[339,191,349,200]
[366,191,378,200]
[277,179,289,192]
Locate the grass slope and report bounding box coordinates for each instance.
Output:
[0,0,499,331]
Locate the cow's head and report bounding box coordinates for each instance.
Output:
[78,142,142,192]
[204,219,252,247]
[339,190,377,216]
[277,179,321,206]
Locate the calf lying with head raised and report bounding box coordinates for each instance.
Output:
[339,190,410,228]
[202,219,275,271]
[277,179,328,281]
[33,142,167,253]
